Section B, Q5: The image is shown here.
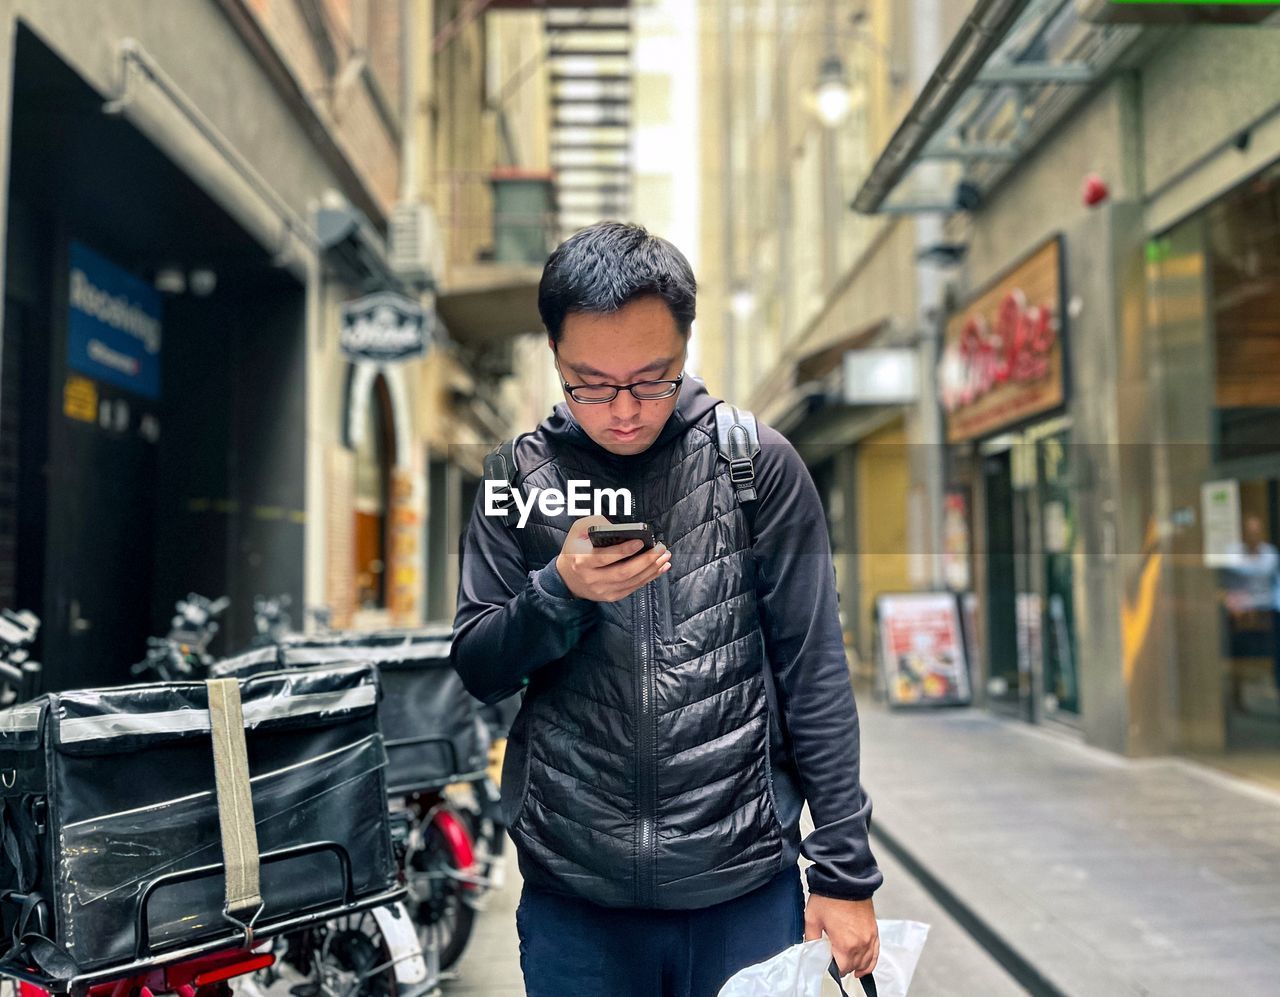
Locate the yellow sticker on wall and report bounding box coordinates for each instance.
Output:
[63,376,98,423]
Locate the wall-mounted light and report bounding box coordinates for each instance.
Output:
[813,55,854,129]
[730,283,756,322]
[154,266,185,294]
[189,268,218,296]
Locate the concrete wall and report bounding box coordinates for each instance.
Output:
[0,0,399,247]
[1141,26,1280,204]
[0,0,412,636]
[944,23,1280,755]
[242,0,401,212]
[959,77,1134,294]
[942,75,1148,752]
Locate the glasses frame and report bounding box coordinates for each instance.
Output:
[554,356,686,405]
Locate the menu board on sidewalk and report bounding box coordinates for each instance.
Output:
[875,592,972,707]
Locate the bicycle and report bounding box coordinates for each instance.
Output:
[214,627,499,979]
[0,609,42,706]
[248,595,292,649]
[129,594,229,683]
[0,657,407,997]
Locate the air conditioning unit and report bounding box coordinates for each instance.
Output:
[1075,0,1280,25]
[389,200,444,291]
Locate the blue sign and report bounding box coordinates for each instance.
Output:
[67,241,163,399]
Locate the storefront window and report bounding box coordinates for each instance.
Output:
[1037,428,1079,717]
[1208,164,1280,463]
[978,421,1080,724]
[1151,161,1280,781]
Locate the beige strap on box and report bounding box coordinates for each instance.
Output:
[206,678,263,927]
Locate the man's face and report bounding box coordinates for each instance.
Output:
[552,295,688,456]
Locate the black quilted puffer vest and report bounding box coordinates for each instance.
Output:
[498,383,794,909]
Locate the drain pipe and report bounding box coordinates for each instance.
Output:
[101,38,315,278]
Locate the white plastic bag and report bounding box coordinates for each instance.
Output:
[716,939,834,997]
[716,920,930,997]
[865,920,930,997]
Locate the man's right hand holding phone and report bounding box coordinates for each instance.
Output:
[556,515,671,603]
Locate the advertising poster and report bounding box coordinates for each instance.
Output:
[1201,479,1241,567]
[876,592,973,707]
[1016,592,1043,681]
[942,489,972,591]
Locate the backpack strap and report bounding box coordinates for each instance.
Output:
[714,402,761,507]
[482,437,521,528]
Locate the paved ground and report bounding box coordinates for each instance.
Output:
[439,858,522,997]
[858,702,1280,996]
[800,819,1024,996]
[444,821,1023,996]
[442,702,1280,995]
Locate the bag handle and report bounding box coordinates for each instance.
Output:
[829,957,878,997]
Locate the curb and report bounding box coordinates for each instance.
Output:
[870,821,1069,997]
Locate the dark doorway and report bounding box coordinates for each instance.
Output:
[983,448,1023,716]
[3,25,306,688]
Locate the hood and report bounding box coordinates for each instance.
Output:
[539,374,722,467]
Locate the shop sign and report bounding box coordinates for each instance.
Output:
[938,237,1065,443]
[340,292,431,363]
[67,241,163,399]
[876,592,973,707]
[842,348,919,404]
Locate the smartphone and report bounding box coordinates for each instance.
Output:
[588,522,655,556]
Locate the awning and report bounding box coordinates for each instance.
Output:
[795,319,888,382]
[852,0,1150,216]
[754,319,896,438]
[435,263,545,346]
[316,204,401,293]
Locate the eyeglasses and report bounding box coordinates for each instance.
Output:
[555,357,685,404]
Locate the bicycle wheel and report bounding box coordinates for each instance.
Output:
[245,911,398,997]
[406,817,476,973]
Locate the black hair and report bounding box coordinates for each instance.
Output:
[537,221,697,343]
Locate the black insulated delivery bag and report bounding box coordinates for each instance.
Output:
[214,630,488,795]
[0,662,398,978]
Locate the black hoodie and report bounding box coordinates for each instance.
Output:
[452,376,882,902]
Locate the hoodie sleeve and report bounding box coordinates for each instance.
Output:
[752,425,883,901]
[451,482,599,705]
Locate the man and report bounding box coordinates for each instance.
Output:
[451,222,880,996]
[1223,513,1280,696]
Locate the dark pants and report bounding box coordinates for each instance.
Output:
[1272,609,1280,693]
[516,864,805,997]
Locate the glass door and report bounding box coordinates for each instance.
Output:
[1032,421,1081,721]
[981,420,1080,725]
[982,445,1027,717]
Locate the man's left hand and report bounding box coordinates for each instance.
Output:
[804,893,879,979]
